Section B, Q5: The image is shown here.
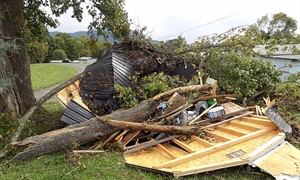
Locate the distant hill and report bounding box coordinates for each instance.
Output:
[49,30,114,43]
[49,31,159,44]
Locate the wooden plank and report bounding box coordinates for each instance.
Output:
[216,126,246,137]
[154,127,276,169]
[73,150,104,154]
[158,104,193,119]
[115,130,129,141]
[249,114,269,119]
[202,111,253,129]
[122,130,141,148]
[168,104,194,119]
[247,132,285,161]
[191,94,237,104]
[195,109,250,125]
[171,138,195,153]
[191,135,213,147]
[91,131,120,149]
[124,136,175,154]
[205,131,230,142]
[173,158,249,177]
[241,117,274,126]
[150,138,176,159]
[163,98,188,114]
[229,121,261,131]
[156,143,176,159]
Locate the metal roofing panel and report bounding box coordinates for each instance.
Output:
[61,100,95,125]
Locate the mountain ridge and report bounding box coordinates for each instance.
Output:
[49,31,160,44]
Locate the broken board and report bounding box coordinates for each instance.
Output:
[56,80,89,110]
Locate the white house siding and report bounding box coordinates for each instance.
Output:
[262,57,300,81]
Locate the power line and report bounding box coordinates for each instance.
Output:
[159,12,240,40]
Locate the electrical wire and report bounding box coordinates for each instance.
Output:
[158,12,240,40]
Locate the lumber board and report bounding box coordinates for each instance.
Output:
[190,135,213,147]
[216,126,246,137]
[247,132,285,161]
[171,138,194,153]
[158,104,193,119]
[202,111,254,129]
[73,150,104,154]
[191,94,237,104]
[124,136,175,154]
[122,130,141,148]
[229,121,261,131]
[163,98,188,114]
[154,127,276,169]
[205,131,231,142]
[173,158,249,177]
[195,109,250,125]
[249,114,269,119]
[115,130,129,141]
[91,131,120,149]
[150,138,176,159]
[241,117,273,126]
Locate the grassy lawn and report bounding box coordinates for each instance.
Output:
[0,150,272,180]
[30,64,78,91]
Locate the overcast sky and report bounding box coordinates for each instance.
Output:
[48,0,300,43]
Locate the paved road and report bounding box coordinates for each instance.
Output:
[34,60,96,102]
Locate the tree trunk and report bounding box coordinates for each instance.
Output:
[0,0,34,116]
[12,84,212,160]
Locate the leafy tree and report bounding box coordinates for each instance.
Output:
[27,40,49,63]
[91,39,111,59]
[167,26,282,100]
[44,35,55,63]
[0,0,130,116]
[256,12,298,43]
[53,36,66,52]
[52,49,67,60]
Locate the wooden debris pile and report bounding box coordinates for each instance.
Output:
[52,81,300,179]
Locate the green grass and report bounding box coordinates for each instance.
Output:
[30,64,78,91]
[0,151,273,180]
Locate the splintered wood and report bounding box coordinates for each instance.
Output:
[56,80,89,110]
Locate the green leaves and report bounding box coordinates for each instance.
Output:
[114,72,181,109]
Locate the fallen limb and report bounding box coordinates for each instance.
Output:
[11,84,212,161]
[0,72,91,159]
[97,118,205,135]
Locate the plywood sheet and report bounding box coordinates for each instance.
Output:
[253,141,300,179]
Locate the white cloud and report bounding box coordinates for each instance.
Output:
[48,0,300,43]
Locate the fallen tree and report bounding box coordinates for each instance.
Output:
[12,84,212,161]
[0,72,91,159]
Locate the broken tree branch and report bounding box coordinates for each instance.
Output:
[153,84,212,101]
[97,118,205,135]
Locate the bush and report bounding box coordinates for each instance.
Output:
[114,72,182,108]
[206,52,282,98]
[52,49,67,60]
